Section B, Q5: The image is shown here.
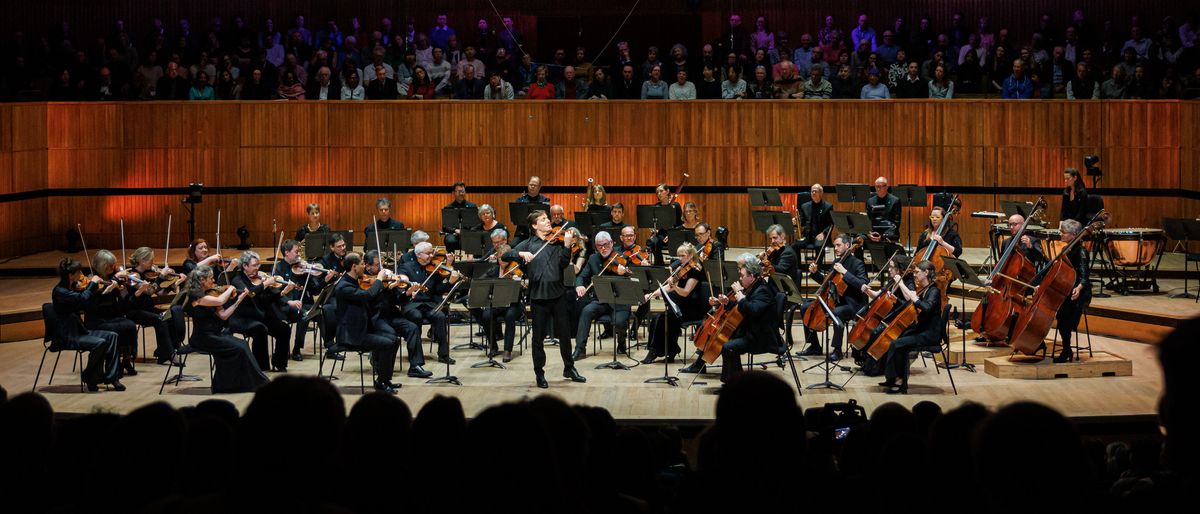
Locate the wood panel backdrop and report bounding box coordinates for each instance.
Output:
[1,100,1198,259]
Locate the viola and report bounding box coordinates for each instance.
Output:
[603,254,629,274]
[424,254,455,277]
[622,245,651,265]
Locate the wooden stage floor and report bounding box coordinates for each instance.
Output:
[0,246,1187,425]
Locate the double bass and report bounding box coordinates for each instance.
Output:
[970,197,1047,342]
[801,236,865,332]
[1008,211,1107,356]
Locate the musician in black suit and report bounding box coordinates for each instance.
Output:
[442,181,481,253]
[796,184,834,250]
[513,175,551,246]
[866,176,902,242]
[998,214,1047,270]
[334,252,402,393]
[1060,168,1089,225]
[274,239,324,361]
[503,210,587,388]
[645,183,683,266]
[472,228,523,363]
[796,234,868,361]
[573,231,634,359]
[364,251,431,378]
[599,202,630,232]
[398,242,463,365]
[52,258,124,391]
[694,223,725,261]
[714,254,784,382]
[1032,219,1091,363]
[365,198,406,234]
[320,233,349,276]
[229,251,294,372]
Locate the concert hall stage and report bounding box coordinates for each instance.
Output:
[0,245,1187,427]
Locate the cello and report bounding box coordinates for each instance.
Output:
[970,197,1047,342]
[847,251,908,349]
[1008,212,1107,356]
[921,196,962,309]
[801,236,865,332]
[692,265,753,364]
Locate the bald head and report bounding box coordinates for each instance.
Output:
[874,177,889,198]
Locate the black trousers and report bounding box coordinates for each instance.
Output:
[646,233,668,266]
[1056,299,1087,349]
[69,330,121,384]
[530,295,574,377]
[86,316,137,358]
[720,336,764,380]
[473,305,521,352]
[575,299,631,351]
[385,315,424,366]
[354,317,399,382]
[125,307,184,360]
[229,315,290,371]
[800,301,855,352]
[646,306,702,357]
[403,304,449,359]
[883,334,937,382]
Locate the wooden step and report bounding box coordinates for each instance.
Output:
[984,351,1133,380]
[944,328,1014,364]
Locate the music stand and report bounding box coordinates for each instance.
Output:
[442,206,481,233]
[304,230,353,259]
[364,229,412,255]
[831,211,872,237]
[467,279,521,369]
[751,211,795,236]
[939,256,981,373]
[835,183,871,205]
[892,185,927,252]
[459,230,491,258]
[574,211,612,238]
[802,294,847,391]
[592,276,644,371]
[666,228,698,256]
[748,188,783,207]
[1001,201,1035,220]
[508,202,548,231]
[865,241,905,271]
[637,204,679,262]
[702,261,741,294]
[768,273,806,394]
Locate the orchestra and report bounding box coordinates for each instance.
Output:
[52,170,1106,395]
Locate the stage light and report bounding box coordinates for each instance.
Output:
[184,182,204,204]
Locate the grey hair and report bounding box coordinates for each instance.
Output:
[239,251,260,267]
[414,242,433,254]
[479,203,495,217]
[594,231,612,244]
[376,197,391,209]
[766,224,787,237]
[489,228,508,239]
[736,252,763,276]
[1060,219,1082,236]
[187,264,213,296]
[411,230,430,244]
[94,250,117,275]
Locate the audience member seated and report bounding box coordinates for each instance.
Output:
[483,72,514,100]
[860,68,889,98]
[556,65,586,99]
[526,65,556,99]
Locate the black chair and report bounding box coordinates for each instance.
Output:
[158,343,214,394]
[915,304,959,395]
[1163,217,1200,300]
[319,342,374,394]
[32,303,86,393]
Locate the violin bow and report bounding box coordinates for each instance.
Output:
[77,224,93,271]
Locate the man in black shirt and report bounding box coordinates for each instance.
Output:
[599,202,629,232]
[155,61,190,99]
[797,235,868,361]
[334,252,402,393]
[229,251,294,372]
[714,254,783,383]
[866,176,902,242]
[366,198,405,234]
[998,214,1047,270]
[796,183,834,250]
[611,64,643,99]
[573,231,633,358]
[398,242,462,365]
[365,66,399,99]
[441,181,480,253]
[513,175,550,245]
[503,210,587,388]
[894,61,927,98]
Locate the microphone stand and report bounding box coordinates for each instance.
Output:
[802,294,848,390]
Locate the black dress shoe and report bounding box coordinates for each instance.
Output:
[640,351,660,364]
[121,360,138,376]
[384,380,403,390]
[798,345,823,357]
[86,382,100,392]
[324,351,345,361]
[598,329,613,339]
[408,366,433,378]
[373,380,398,394]
[680,361,706,374]
[564,368,587,383]
[666,353,677,363]
[487,347,500,358]
[502,351,513,363]
[878,380,896,387]
[1053,348,1073,363]
[886,384,908,395]
[829,349,843,362]
[110,380,126,392]
[571,349,587,361]
[437,356,456,365]
[291,351,304,362]
[536,376,549,389]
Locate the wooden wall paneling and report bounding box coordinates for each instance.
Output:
[325,102,444,148]
[1102,101,1181,149]
[10,104,47,152]
[1098,147,1180,189]
[324,146,451,186]
[121,147,240,187]
[937,101,985,147]
[439,101,550,148]
[46,149,126,189]
[10,150,48,192]
[547,102,612,147]
[993,147,1095,188]
[663,146,796,188]
[239,102,329,147]
[546,146,667,189]
[0,199,50,256]
[46,103,122,150]
[235,147,329,187]
[606,102,676,148]
[120,103,241,148]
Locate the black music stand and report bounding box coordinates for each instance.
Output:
[892,185,927,252]
[802,294,847,391]
[748,188,783,207]
[939,256,981,373]
[441,207,481,249]
[508,202,548,234]
[364,229,412,255]
[1001,200,1035,220]
[702,260,741,293]
[666,228,698,256]
[574,211,612,239]
[592,276,644,371]
[467,278,521,369]
[831,211,872,238]
[751,211,795,236]
[641,271,683,387]
[637,204,679,262]
[769,273,806,394]
[835,183,871,205]
[865,241,905,271]
[304,230,353,260]
[459,230,491,258]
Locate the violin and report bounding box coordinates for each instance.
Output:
[74,274,94,292]
[758,241,784,277]
[698,239,715,261]
[359,274,425,292]
[545,230,584,254]
[292,261,334,276]
[206,285,241,297]
[622,245,651,266]
[424,253,455,277]
[500,260,524,279]
[604,254,629,274]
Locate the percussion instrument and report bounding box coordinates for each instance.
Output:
[1104,228,1165,267]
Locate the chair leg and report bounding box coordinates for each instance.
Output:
[77,351,85,392]
[359,353,366,395]
[33,347,50,391]
[942,348,958,395]
[49,351,62,385]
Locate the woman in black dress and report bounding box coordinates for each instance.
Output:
[914,206,963,258]
[186,265,268,394]
[294,202,330,247]
[641,242,708,363]
[1060,167,1089,225]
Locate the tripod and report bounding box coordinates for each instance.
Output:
[938,256,979,372]
[592,276,642,371]
[468,279,520,370]
[802,295,849,390]
[644,283,682,387]
[427,305,461,385]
